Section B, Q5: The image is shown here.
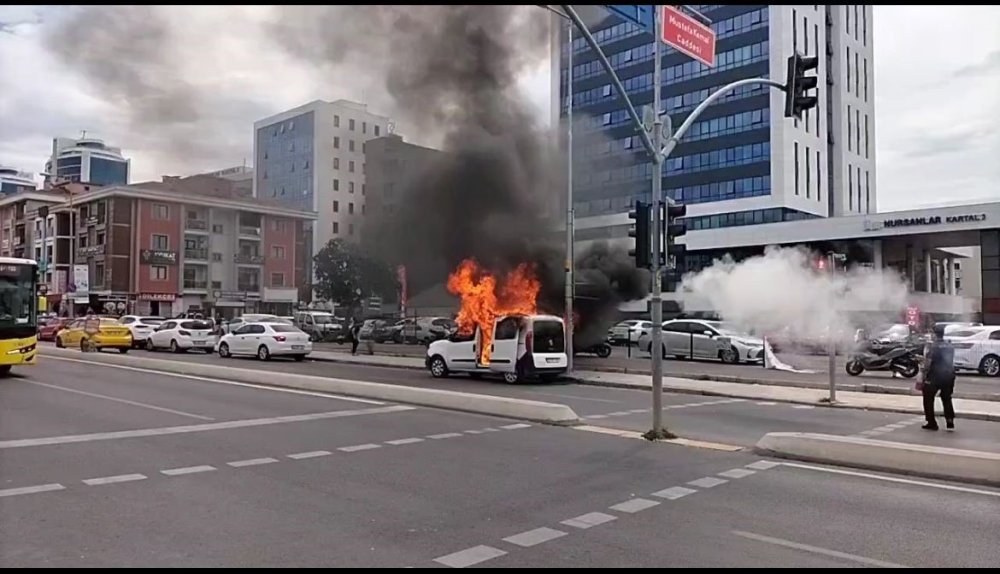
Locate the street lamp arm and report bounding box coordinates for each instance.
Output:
[560,5,657,159]
[660,78,787,159]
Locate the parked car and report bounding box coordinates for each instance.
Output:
[638,319,764,364]
[118,315,166,348]
[55,317,132,353]
[607,320,653,345]
[221,314,280,334]
[295,311,345,342]
[359,319,392,343]
[38,317,70,342]
[145,319,216,353]
[391,317,456,344]
[217,322,312,361]
[947,326,1000,376]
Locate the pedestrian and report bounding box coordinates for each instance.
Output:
[920,323,956,431]
[349,319,361,356]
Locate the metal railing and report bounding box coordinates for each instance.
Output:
[234,253,265,264]
[185,219,208,231]
[184,248,209,260]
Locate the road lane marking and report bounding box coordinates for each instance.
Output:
[502,527,567,547]
[521,390,620,404]
[746,460,781,470]
[427,432,464,439]
[161,465,216,476]
[586,414,609,419]
[44,355,385,405]
[385,438,424,446]
[732,530,910,568]
[434,545,507,568]
[82,473,147,486]
[792,405,815,409]
[0,405,414,449]
[609,498,660,513]
[651,486,697,500]
[17,379,214,421]
[756,401,778,406]
[560,512,617,529]
[499,423,531,430]
[227,457,279,468]
[480,427,501,432]
[688,477,728,488]
[718,468,756,479]
[287,450,332,460]
[781,462,1000,498]
[338,443,381,452]
[464,429,486,434]
[0,483,66,497]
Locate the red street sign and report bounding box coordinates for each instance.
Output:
[661,5,716,67]
[905,305,921,328]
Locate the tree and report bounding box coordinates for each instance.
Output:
[313,239,398,309]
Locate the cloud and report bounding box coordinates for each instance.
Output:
[953,50,1000,78]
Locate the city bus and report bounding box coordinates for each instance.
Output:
[0,257,39,375]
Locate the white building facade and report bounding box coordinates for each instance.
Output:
[45,137,130,187]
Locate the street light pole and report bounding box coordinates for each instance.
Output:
[565,21,575,374]
[649,5,666,437]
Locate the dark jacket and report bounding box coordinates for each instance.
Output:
[924,340,956,387]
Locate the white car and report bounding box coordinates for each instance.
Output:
[947,326,1000,376]
[145,319,217,353]
[607,320,653,345]
[217,322,312,361]
[118,315,165,347]
[221,314,280,334]
[638,319,764,364]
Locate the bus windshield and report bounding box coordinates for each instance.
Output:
[0,262,37,330]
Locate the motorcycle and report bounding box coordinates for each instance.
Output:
[574,341,613,358]
[844,340,922,378]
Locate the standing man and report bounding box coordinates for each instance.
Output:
[349,318,361,356]
[921,324,956,431]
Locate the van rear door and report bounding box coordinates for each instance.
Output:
[486,317,520,373]
[529,319,568,370]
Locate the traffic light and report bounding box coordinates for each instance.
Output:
[662,201,687,291]
[784,52,819,119]
[628,201,652,269]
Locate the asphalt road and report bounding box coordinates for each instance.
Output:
[315,341,1000,398]
[2,357,999,567]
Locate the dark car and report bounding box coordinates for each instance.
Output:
[38,317,70,342]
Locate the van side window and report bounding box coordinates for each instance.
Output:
[495,318,519,340]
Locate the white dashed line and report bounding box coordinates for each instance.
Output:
[82,473,147,486]
[792,405,816,409]
[629,408,649,414]
[502,527,567,548]
[161,465,216,476]
[227,457,279,468]
[560,512,617,529]
[0,483,66,497]
[733,530,910,568]
[651,486,697,500]
[609,498,660,513]
[434,545,507,568]
[464,429,486,435]
[746,460,781,470]
[287,450,332,460]
[756,401,778,406]
[481,428,501,433]
[606,411,631,417]
[688,477,728,489]
[499,423,531,430]
[587,414,609,419]
[338,444,381,453]
[386,438,425,446]
[718,468,756,479]
[427,432,464,440]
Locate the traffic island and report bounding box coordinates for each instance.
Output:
[755,432,1000,487]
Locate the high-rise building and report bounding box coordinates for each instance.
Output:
[45,137,130,187]
[554,5,875,271]
[0,166,37,195]
[252,100,391,262]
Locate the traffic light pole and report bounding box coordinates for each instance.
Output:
[648,6,666,438]
[565,21,574,375]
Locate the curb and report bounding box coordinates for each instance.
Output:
[755,432,1000,487]
[39,348,580,426]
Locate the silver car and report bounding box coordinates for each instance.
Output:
[639,319,764,364]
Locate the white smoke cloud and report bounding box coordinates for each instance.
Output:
[681,246,911,345]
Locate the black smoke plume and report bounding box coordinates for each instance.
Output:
[270,5,648,345]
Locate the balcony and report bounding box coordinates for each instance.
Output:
[183,279,209,290]
[184,248,209,261]
[239,226,261,238]
[185,219,209,232]
[234,253,265,265]
[237,284,261,294]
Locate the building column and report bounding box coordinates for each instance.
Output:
[924,250,933,293]
[947,258,957,295]
[872,239,883,269]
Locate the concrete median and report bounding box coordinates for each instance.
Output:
[756,432,1000,487]
[37,347,580,425]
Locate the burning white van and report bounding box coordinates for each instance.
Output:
[425,314,568,383]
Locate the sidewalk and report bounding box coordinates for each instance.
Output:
[307,350,1000,422]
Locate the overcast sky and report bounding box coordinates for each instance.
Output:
[0,5,997,211]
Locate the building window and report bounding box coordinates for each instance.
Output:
[855,52,860,95]
[152,203,170,220]
[602,112,612,125]
[270,219,287,233]
[847,105,852,151]
[858,166,863,213]
[362,184,366,195]
[271,245,286,260]
[865,114,870,159]
[94,264,105,287]
[848,167,854,211]
[816,150,822,202]
[349,118,355,131]
[846,46,851,94]
[863,6,868,45]
[333,200,339,213]
[334,136,340,149]
[96,232,106,245]
[793,142,800,195]
[854,5,859,39]
[856,109,861,154]
[349,160,355,173]
[333,157,340,170]
[362,121,367,134]
[211,280,222,289]
[865,171,871,213]
[349,140,355,152]
[332,221,339,234]
[362,204,366,215]
[348,223,354,236]
[864,58,869,102]
[212,252,223,262]
[151,266,168,281]
[349,181,355,194]
[212,224,224,234]
[271,272,285,287]
[333,179,340,191]
[805,145,811,199]
[375,125,380,137]
[334,115,340,127]
[152,234,169,250]
[348,202,354,215]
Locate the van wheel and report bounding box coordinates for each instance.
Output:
[979,355,1000,377]
[429,356,448,378]
[502,371,519,384]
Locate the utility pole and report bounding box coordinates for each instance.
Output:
[565,21,575,374]
[648,5,667,439]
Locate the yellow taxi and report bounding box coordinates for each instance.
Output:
[55,317,133,353]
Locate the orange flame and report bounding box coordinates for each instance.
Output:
[447,259,540,365]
